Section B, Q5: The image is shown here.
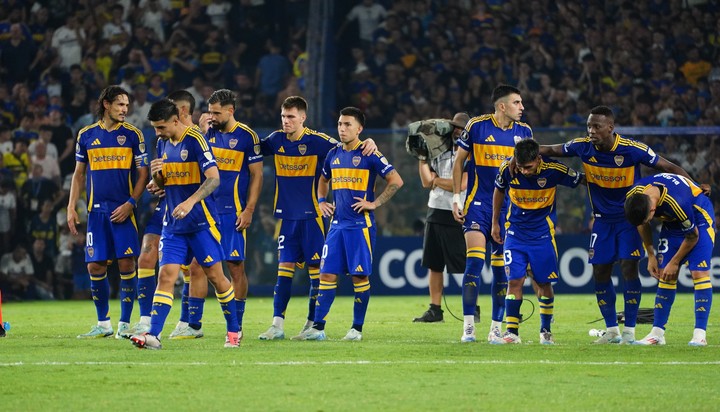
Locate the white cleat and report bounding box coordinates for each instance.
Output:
[342,328,362,341]
[501,331,522,344]
[258,325,285,340]
[594,330,622,344]
[540,331,555,345]
[633,333,666,346]
[487,326,503,344]
[460,324,476,343]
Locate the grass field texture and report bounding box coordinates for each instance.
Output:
[1,294,718,411]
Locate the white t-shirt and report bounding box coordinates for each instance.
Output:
[31,156,61,181]
[347,3,387,42]
[0,253,33,277]
[51,26,86,69]
[206,2,232,29]
[427,149,466,210]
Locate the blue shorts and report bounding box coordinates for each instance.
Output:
[219,213,246,261]
[658,197,716,271]
[85,211,140,262]
[320,226,376,276]
[588,219,644,264]
[278,217,326,265]
[159,227,225,267]
[462,205,504,256]
[144,199,165,236]
[504,233,559,284]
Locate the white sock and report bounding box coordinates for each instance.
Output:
[98,320,112,329]
[490,320,502,330]
[464,315,475,327]
[651,326,665,337]
[272,316,285,329]
[140,316,151,325]
[304,319,314,327]
[606,326,620,335]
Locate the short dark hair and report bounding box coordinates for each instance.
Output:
[97,85,129,118]
[624,193,651,226]
[208,89,236,110]
[491,84,521,104]
[514,138,539,164]
[589,105,615,120]
[147,99,179,122]
[281,96,308,112]
[166,90,195,115]
[339,106,365,127]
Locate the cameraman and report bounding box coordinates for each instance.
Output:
[413,112,471,323]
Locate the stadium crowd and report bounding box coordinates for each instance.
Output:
[0,0,719,301]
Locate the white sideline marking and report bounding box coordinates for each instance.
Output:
[2,360,720,367]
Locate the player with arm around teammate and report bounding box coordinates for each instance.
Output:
[491,139,584,344]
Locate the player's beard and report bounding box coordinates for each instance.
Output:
[212,120,228,131]
[109,112,125,124]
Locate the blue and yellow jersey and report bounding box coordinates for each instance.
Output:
[563,133,658,222]
[156,126,219,234]
[75,121,148,213]
[627,173,714,236]
[261,127,339,220]
[496,156,582,240]
[207,122,262,216]
[457,114,533,212]
[322,141,395,229]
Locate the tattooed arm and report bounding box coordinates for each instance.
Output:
[171,166,220,219]
[352,170,404,212]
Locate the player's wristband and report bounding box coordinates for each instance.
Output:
[453,194,462,207]
[318,197,326,203]
[127,198,137,208]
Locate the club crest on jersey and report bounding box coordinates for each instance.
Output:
[180,149,188,161]
[352,156,361,167]
[229,139,238,149]
[614,155,624,166]
[505,266,510,276]
[254,144,260,155]
[537,177,547,188]
[117,135,126,145]
[298,144,307,155]
[139,143,146,153]
[87,247,94,258]
[658,255,664,265]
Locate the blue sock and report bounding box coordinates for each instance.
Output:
[490,258,507,322]
[273,266,294,318]
[216,287,238,333]
[179,274,190,323]
[539,295,554,332]
[623,277,642,328]
[653,280,677,329]
[149,290,173,337]
[595,280,618,328]
[462,246,485,316]
[352,279,370,331]
[90,273,110,322]
[188,297,205,329]
[236,298,246,331]
[312,280,337,330]
[693,276,713,330]
[308,268,320,321]
[505,295,522,336]
[137,268,156,317]
[118,271,136,323]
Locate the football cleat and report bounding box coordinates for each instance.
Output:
[115,322,130,339]
[461,324,476,343]
[621,330,636,345]
[77,325,114,339]
[413,306,444,323]
[593,330,622,344]
[540,331,555,345]
[258,325,285,340]
[501,331,522,344]
[131,333,162,350]
[633,333,666,346]
[291,327,326,341]
[342,328,362,341]
[168,325,204,339]
[224,332,240,348]
[487,326,503,344]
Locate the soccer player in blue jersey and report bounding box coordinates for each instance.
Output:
[294,106,403,341]
[491,139,584,344]
[539,105,701,344]
[122,90,198,339]
[257,96,376,340]
[202,89,262,343]
[68,85,148,339]
[130,99,239,349]
[625,173,714,346]
[452,84,533,343]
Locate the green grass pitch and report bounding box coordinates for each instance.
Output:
[1,294,718,411]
